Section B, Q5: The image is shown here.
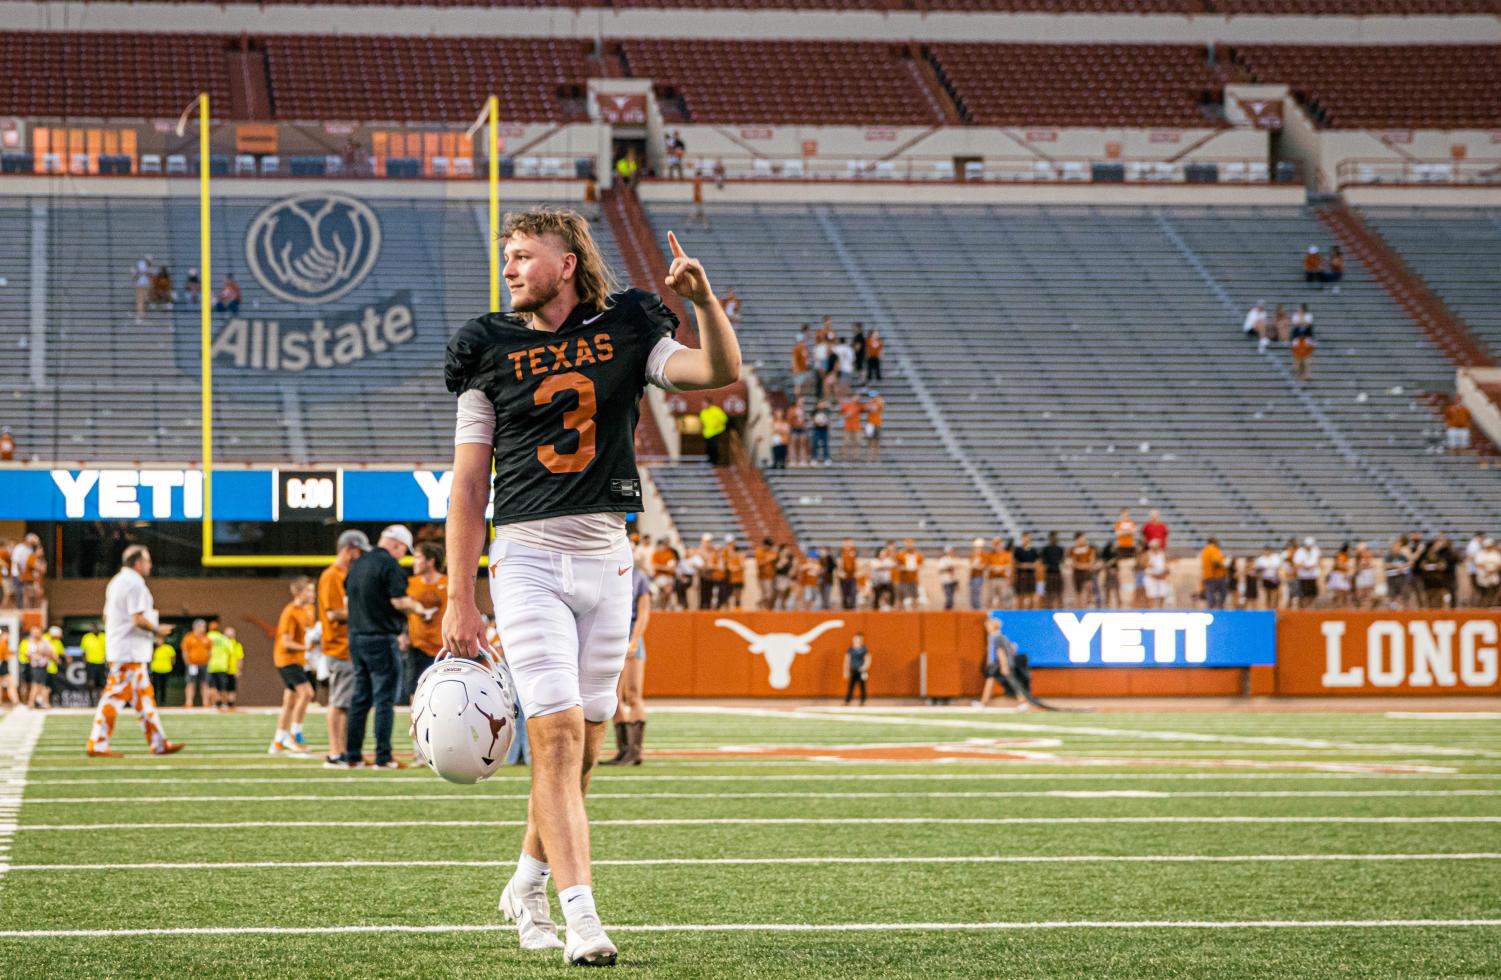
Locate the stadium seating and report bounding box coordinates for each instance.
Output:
[619,40,942,125]
[0,32,231,119]
[265,35,593,122]
[929,43,1235,128]
[642,201,1501,553]
[1359,208,1501,361]
[1234,44,1501,129]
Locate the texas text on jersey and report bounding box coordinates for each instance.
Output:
[445,287,678,525]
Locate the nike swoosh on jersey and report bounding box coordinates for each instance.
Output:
[618,567,631,575]
[583,313,605,325]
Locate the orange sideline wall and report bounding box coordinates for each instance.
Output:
[1277,610,1501,696]
[641,611,1243,699]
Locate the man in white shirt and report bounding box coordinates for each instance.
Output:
[1242,301,1267,352]
[1464,532,1485,607]
[86,546,185,758]
[1292,537,1322,609]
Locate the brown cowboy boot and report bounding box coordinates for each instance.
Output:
[599,722,630,766]
[625,720,646,766]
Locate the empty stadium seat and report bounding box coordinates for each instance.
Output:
[1235,44,1501,130]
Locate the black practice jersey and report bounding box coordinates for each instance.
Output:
[445,288,678,526]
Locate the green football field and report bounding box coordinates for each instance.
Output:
[1,703,1499,978]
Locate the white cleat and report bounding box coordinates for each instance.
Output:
[499,879,565,951]
[564,917,618,967]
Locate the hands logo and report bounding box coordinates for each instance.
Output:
[245,193,382,305]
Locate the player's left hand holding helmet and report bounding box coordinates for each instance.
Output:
[409,646,519,784]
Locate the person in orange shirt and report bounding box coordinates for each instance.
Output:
[1200,537,1229,609]
[967,538,988,610]
[863,390,884,463]
[834,538,859,610]
[651,539,680,610]
[180,619,212,708]
[797,550,823,611]
[722,536,745,610]
[864,329,883,382]
[895,538,924,609]
[403,542,447,704]
[839,395,864,463]
[0,627,15,706]
[22,551,46,609]
[318,529,369,766]
[1445,396,1472,453]
[754,538,778,610]
[269,576,317,756]
[1302,245,1323,285]
[0,538,12,610]
[791,334,811,399]
[986,537,1014,609]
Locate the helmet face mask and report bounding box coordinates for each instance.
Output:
[409,648,518,784]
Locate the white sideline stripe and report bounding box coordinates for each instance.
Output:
[10,852,1501,873]
[16,815,1501,832]
[0,709,45,879]
[4,918,1501,940]
[20,789,1501,805]
[1386,712,1501,720]
[17,769,1491,781]
[684,706,1501,759]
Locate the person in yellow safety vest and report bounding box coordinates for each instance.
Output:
[206,622,232,712]
[222,626,245,711]
[150,639,176,707]
[699,398,729,466]
[81,623,108,706]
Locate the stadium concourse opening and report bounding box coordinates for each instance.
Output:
[2,1,1501,975]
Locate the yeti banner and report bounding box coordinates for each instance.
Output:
[179,192,431,386]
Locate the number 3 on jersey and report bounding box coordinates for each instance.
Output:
[535,372,597,474]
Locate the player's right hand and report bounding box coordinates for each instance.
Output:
[441,598,486,659]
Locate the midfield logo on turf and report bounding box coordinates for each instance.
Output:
[714,619,844,689]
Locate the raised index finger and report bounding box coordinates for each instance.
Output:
[667,230,686,259]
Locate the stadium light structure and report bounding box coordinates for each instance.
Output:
[465,95,502,312]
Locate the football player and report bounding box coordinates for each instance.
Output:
[442,208,738,966]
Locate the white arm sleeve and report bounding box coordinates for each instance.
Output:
[646,336,690,392]
[454,389,496,446]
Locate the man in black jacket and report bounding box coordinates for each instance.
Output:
[341,524,425,769]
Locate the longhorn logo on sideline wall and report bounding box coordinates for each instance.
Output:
[715,619,843,689]
[245,193,382,304]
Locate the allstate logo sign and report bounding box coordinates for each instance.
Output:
[245,193,382,305]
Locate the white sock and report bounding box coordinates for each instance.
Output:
[515,851,550,892]
[291,723,303,738]
[559,885,598,929]
[275,729,288,743]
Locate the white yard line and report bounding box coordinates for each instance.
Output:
[18,769,1493,782]
[3,918,1500,939]
[676,706,1501,760]
[17,815,1501,832]
[0,709,45,876]
[8,852,1501,873]
[19,788,1501,805]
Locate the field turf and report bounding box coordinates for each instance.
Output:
[0,703,1498,978]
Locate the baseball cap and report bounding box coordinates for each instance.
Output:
[48,625,62,637]
[973,537,985,548]
[380,525,414,550]
[337,529,371,552]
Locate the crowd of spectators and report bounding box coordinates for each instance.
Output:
[632,511,1501,613]
[775,319,885,466]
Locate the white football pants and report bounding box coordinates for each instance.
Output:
[488,538,633,722]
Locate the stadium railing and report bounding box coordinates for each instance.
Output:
[1336,158,1501,189]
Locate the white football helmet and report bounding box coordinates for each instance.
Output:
[409,647,519,785]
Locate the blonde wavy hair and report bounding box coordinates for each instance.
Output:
[501,207,618,314]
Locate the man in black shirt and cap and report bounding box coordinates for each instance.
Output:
[342,524,425,769]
